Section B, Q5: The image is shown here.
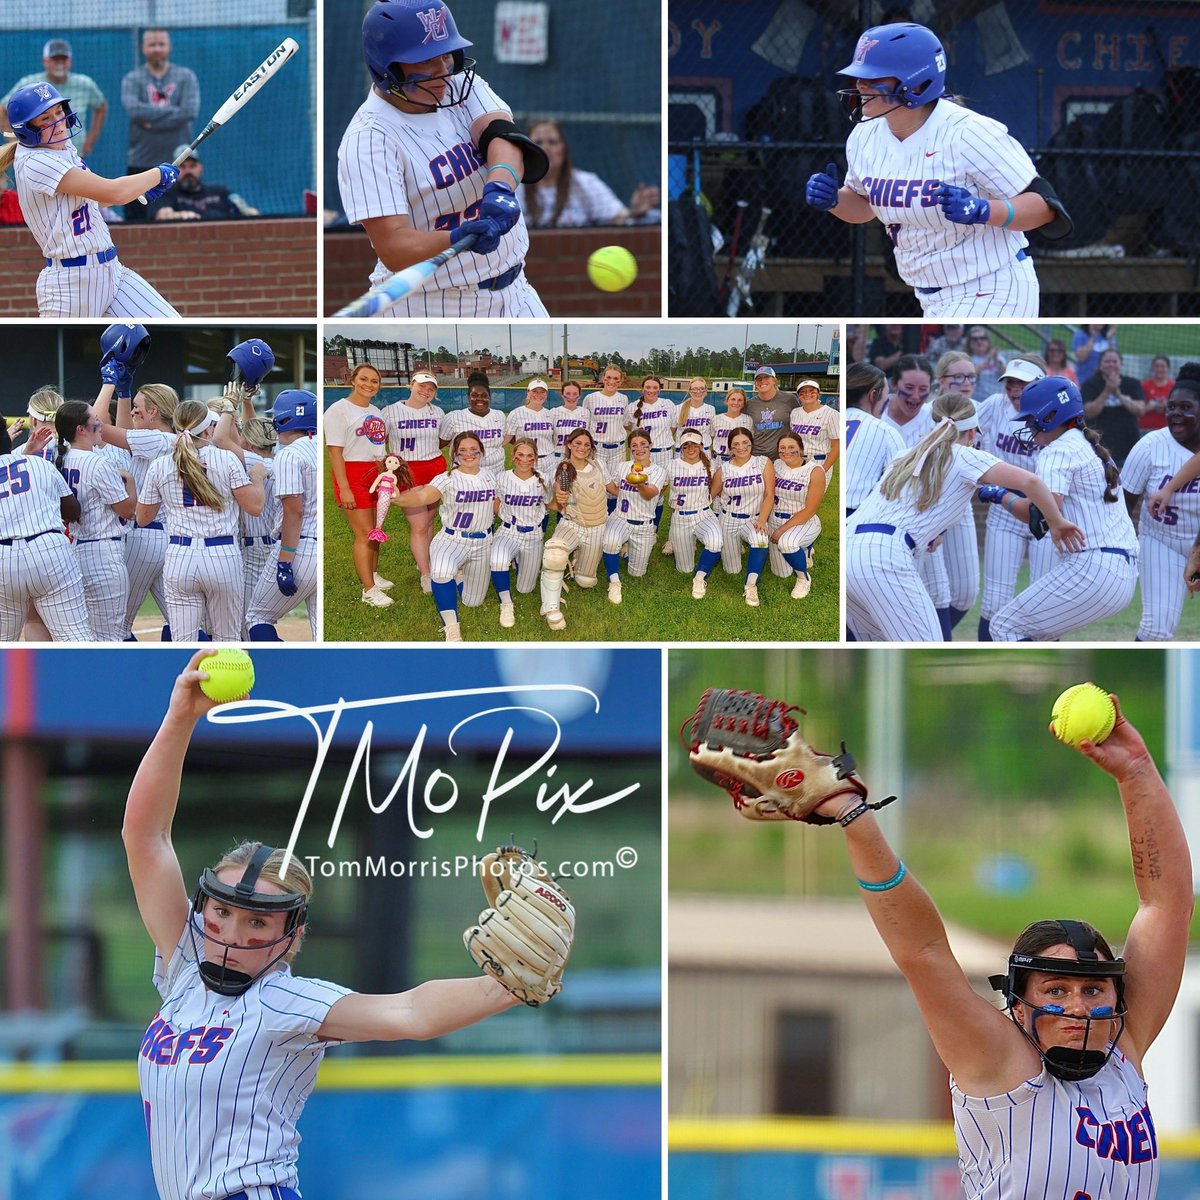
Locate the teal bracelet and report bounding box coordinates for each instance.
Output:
[858,861,906,892]
[487,163,521,190]
[1001,198,1015,228]
[280,544,299,553]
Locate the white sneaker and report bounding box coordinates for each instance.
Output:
[545,609,567,630]
[362,586,394,607]
[373,572,394,590]
[443,621,463,642]
[499,601,515,628]
[608,579,623,604]
[662,541,674,556]
[744,581,760,607]
[692,574,707,600]
[419,574,432,594]
[791,573,812,599]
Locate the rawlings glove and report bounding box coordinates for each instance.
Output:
[682,687,896,823]
[937,183,991,226]
[276,561,298,596]
[805,162,841,212]
[479,180,522,234]
[464,845,575,1006]
[451,217,503,255]
[142,163,180,205]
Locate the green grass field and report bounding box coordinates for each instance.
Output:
[323,457,842,643]
[988,323,1200,360]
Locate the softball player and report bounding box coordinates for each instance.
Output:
[54,400,135,640]
[550,380,588,461]
[246,392,319,641]
[625,376,677,473]
[439,372,505,474]
[668,432,724,579]
[789,379,840,476]
[675,378,718,450]
[3,83,179,317]
[127,652,525,1200]
[711,427,774,607]
[393,430,495,641]
[975,358,1051,640]
[990,377,1138,642]
[327,363,393,607]
[541,427,611,631]
[602,430,668,604]
[137,401,267,642]
[769,433,824,598]
[503,379,557,479]
[880,355,934,443]
[1118,367,1200,641]
[585,365,632,481]
[808,698,1187,1200]
[490,437,547,628]
[806,22,1070,317]
[845,361,904,517]
[337,0,548,317]
[847,393,1081,641]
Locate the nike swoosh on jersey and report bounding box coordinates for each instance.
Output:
[925,151,937,157]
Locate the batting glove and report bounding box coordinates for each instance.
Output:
[451,217,504,255]
[937,183,991,226]
[805,162,841,212]
[100,359,123,387]
[142,163,180,205]
[276,561,298,596]
[977,485,1013,505]
[479,181,522,234]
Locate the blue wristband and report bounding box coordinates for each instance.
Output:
[857,861,907,892]
[487,163,521,190]
[1002,198,1015,228]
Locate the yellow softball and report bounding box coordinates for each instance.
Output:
[1050,683,1116,747]
[199,649,255,704]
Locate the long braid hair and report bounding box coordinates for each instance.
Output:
[53,401,92,476]
[682,439,714,489]
[1076,423,1122,502]
[881,392,977,512]
[511,436,546,491]
[633,375,662,430]
[172,399,225,510]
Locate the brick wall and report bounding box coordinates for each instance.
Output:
[0,219,317,317]
[324,226,662,318]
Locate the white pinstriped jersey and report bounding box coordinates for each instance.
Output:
[0,453,70,536]
[977,393,1039,467]
[624,397,676,449]
[670,457,717,512]
[140,918,352,1200]
[274,436,318,540]
[613,461,667,520]
[140,446,253,539]
[497,468,547,528]
[712,413,752,460]
[952,1050,1158,1200]
[61,447,127,540]
[242,451,278,540]
[773,460,822,515]
[126,429,178,491]
[1039,429,1137,553]
[429,467,498,535]
[439,408,506,474]
[385,401,444,459]
[790,403,840,459]
[675,402,717,448]
[585,391,630,445]
[15,142,112,261]
[337,81,529,289]
[504,405,556,457]
[882,402,936,448]
[845,409,905,510]
[1120,429,1200,554]
[324,399,387,463]
[844,99,1037,289]
[720,455,770,517]
[853,443,999,549]
[550,404,589,451]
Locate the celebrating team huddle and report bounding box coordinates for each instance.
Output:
[327,365,837,640]
[0,327,316,643]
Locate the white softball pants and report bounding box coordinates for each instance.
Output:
[490,526,544,593]
[76,536,129,641]
[667,510,723,574]
[768,513,821,576]
[0,532,89,642]
[603,515,657,576]
[162,542,245,642]
[429,530,492,606]
[720,513,769,573]
[846,525,941,641]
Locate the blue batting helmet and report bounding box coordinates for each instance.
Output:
[227,339,276,389]
[837,24,947,120]
[7,82,81,147]
[100,323,152,372]
[362,0,476,108]
[271,390,317,434]
[1014,375,1084,444]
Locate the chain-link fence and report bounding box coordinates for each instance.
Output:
[669,1,1200,317]
[0,2,316,217]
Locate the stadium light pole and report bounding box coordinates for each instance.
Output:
[813,324,823,357]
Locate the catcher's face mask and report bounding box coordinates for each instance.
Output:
[989,919,1126,1082]
[189,844,307,997]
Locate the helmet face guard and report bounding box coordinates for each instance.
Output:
[363,1,477,109]
[8,83,82,147]
[836,23,947,123]
[189,843,307,997]
[989,919,1127,1082]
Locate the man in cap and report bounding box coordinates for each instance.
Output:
[146,143,259,221]
[743,367,802,459]
[1,38,108,158]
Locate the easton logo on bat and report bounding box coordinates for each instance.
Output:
[232,43,296,105]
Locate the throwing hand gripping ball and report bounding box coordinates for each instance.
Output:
[1050,683,1116,747]
[587,246,637,292]
[199,649,255,704]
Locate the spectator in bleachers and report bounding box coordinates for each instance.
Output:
[968,327,1006,397]
[925,324,966,360]
[845,324,868,365]
[1072,324,1117,388]
[518,120,659,227]
[1043,337,1078,385]
[868,325,906,374]
[1083,348,1145,467]
[1,39,107,161]
[121,28,199,221]
[1139,354,1174,434]
[147,144,258,221]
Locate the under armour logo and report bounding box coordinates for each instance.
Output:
[35,83,52,100]
[853,36,879,63]
[418,6,450,43]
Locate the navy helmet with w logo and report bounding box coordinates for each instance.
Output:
[362,0,477,109]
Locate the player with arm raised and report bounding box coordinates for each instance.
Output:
[337,0,549,317]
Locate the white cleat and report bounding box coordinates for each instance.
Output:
[361,586,394,608]
[545,609,567,630]
[373,572,394,590]
[419,574,432,593]
[744,581,760,607]
[499,601,516,628]
[692,574,707,600]
[791,573,812,599]
[443,621,463,642]
[608,579,623,604]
